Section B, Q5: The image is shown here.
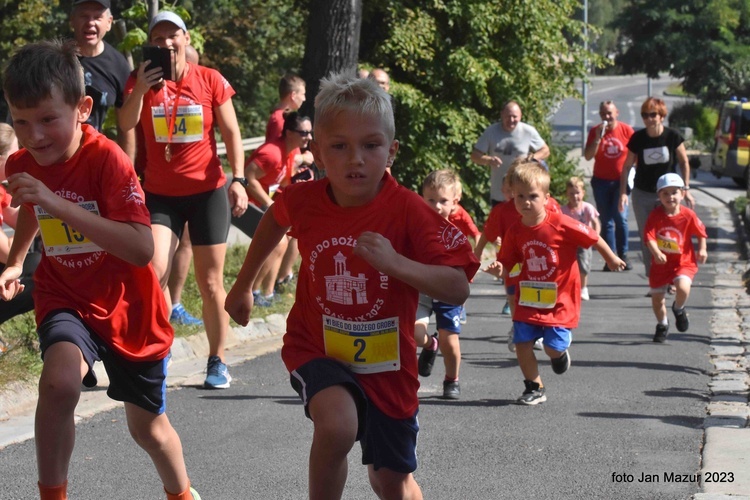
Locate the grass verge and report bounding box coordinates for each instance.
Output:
[0,243,294,390]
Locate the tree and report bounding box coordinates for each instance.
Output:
[299,0,362,118]
[616,0,750,103]
[358,0,600,219]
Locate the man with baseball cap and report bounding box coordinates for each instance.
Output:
[70,0,134,159]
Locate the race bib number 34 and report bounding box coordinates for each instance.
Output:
[323,315,400,374]
[35,202,103,256]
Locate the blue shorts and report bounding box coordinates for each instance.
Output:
[38,310,169,415]
[512,321,572,353]
[290,358,419,473]
[146,185,230,246]
[415,294,461,334]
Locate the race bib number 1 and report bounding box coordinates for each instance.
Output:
[519,280,557,309]
[323,315,400,374]
[35,202,103,256]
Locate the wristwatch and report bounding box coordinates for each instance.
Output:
[231,177,248,187]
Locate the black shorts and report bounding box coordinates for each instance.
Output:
[146,185,230,246]
[290,358,419,473]
[38,310,169,415]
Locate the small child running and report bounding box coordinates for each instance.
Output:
[416,169,470,399]
[561,176,601,301]
[225,72,479,499]
[497,160,625,405]
[0,40,199,500]
[644,173,707,343]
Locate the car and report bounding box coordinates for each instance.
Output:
[712,96,750,187]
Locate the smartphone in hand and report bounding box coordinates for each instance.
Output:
[142,45,175,81]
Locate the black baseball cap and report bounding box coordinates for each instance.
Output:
[72,0,111,8]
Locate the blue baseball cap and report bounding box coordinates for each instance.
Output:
[148,11,187,36]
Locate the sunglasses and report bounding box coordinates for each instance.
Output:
[641,112,659,119]
[291,129,313,137]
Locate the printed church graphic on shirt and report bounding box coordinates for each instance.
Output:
[526,248,548,272]
[325,252,368,305]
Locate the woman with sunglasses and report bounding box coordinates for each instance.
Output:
[618,97,694,277]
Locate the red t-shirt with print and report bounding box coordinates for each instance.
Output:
[587,122,635,181]
[645,205,707,288]
[124,63,235,196]
[497,210,598,328]
[265,108,285,142]
[448,204,481,240]
[273,173,480,419]
[6,125,173,362]
[245,138,299,204]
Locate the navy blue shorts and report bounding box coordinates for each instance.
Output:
[415,294,462,334]
[290,358,419,473]
[38,310,169,414]
[146,185,230,246]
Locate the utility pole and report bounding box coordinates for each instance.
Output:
[581,0,588,151]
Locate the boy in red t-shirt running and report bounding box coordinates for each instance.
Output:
[226,73,479,499]
[644,173,707,343]
[0,40,199,500]
[498,161,625,405]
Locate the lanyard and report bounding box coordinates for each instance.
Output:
[160,65,187,162]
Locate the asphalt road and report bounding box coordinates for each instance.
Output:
[0,226,715,499]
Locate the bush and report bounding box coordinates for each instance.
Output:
[668,101,719,151]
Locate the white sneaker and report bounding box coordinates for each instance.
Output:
[581,287,590,301]
[507,326,516,352]
[533,338,544,350]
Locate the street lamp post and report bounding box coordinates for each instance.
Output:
[581,0,588,151]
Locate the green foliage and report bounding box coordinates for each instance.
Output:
[615,0,750,103]
[668,101,720,150]
[548,148,584,201]
[361,0,603,223]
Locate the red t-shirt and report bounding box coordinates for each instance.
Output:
[6,125,173,362]
[497,211,598,328]
[124,63,235,196]
[265,108,285,142]
[0,185,11,225]
[645,205,707,288]
[586,122,635,181]
[448,204,480,240]
[245,138,299,204]
[273,174,480,418]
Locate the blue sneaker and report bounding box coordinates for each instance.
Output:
[204,356,231,389]
[501,300,511,316]
[252,291,273,308]
[459,305,467,325]
[171,303,203,326]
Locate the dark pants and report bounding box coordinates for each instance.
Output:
[591,176,629,257]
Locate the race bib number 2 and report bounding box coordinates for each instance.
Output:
[35,202,103,256]
[323,315,400,374]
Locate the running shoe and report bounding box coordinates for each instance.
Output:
[204,356,232,389]
[581,287,590,301]
[252,291,273,308]
[551,350,571,374]
[501,300,511,316]
[190,487,202,500]
[170,304,203,326]
[517,380,546,405]
[418,333,439,377]
[533,338,544,351]
[459,305,467,325]
[442,380,460,400]
[673,304,689,332]
[653,323,669,343]
[507,326,516,352]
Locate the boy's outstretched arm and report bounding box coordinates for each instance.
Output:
[9,173,154,266]
[697,237,708,264]
[353,231,470,305]
[0,208,37,301]
[225,210,290,326]
[593,236,626,271]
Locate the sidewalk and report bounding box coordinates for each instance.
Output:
[0,153,749,498]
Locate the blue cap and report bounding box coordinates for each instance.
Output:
[148,11,187,36]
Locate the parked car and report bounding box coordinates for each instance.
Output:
[712,96,750,187]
